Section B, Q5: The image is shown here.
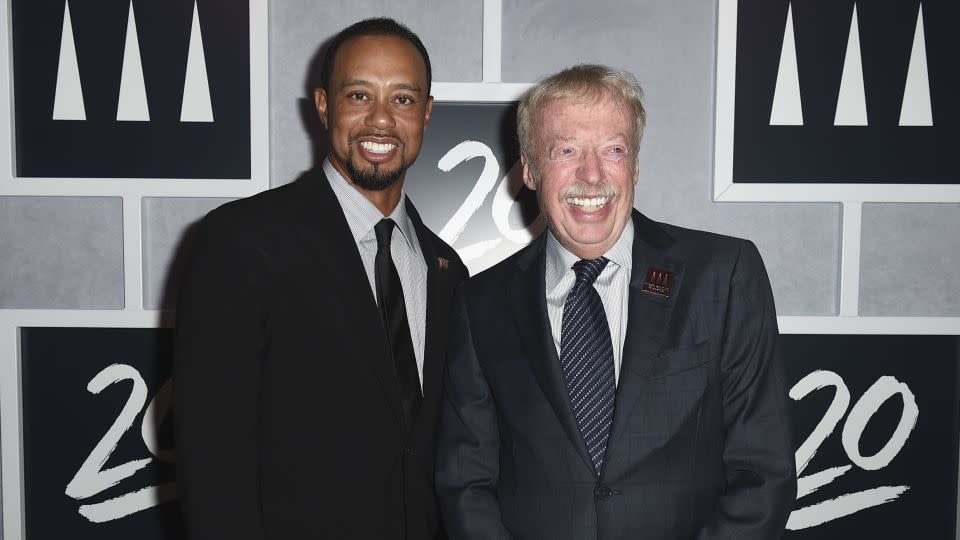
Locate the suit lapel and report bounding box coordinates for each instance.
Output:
[607,211,685,450]
[508,236,595,474]
[405,199,445,402]
[290,170,403,423]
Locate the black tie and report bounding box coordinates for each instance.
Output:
[374,219,422,432]
[560,257,616,474]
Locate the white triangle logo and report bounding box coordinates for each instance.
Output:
[770,3,803,125]
[834,4,868,126]
[116,0,149,121]
[180,1,214,122]
[899,4,933,126]
[52,0,86,120]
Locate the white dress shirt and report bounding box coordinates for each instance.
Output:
[323,159,429,386]
[544,219,634,384]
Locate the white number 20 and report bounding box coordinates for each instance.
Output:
[437,141,545,265]
[65,364,174,523]
[787,370,919,529]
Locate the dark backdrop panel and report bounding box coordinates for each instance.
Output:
[11,0,250,179]
[782,334,959,537]
[18,328,959,538]
[404,102,542,273]
[20,327,182,539]
[732,0,959,184]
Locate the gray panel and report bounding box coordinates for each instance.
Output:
[649,201,843,316]
[0,197,123,308]
[142,198,233,310]
[269,0,483,188]
[861,204,960,316]
[503,0,712,83]
[503,0,841,315]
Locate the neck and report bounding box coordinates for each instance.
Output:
[350,178,404,216]
[328,157,406,216]
[560,234,620,261]
[568,246,610,261]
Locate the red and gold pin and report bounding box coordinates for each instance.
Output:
[642,267,674,297]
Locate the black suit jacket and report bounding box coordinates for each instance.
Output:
[174,168,467,539]
[436,210,796,539]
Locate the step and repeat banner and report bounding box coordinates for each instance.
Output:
[6,0,959,538]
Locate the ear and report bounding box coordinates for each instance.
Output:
[314,88,329,129]
[521,155,537,191]
[423,95,434,128]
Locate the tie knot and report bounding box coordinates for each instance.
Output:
[374,218,396,249]
[572,257,609,286]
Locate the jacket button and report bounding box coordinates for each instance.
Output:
[404,448,416,456]
[595,485,612,500]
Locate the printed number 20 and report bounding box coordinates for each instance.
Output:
[65,364,174,523]
[787,371,918,529]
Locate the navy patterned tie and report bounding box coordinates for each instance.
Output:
[560,257,616,474]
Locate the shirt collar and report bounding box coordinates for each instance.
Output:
[323,158,417,250]
[545,217,635,292]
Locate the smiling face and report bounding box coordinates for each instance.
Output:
[315,34,433,193]
[522,96,638,260]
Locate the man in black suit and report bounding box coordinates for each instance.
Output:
[436,64,796,539]
[174,18,466,539]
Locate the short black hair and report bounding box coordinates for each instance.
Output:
[319,17,432,95]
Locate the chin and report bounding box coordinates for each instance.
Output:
[347,160,406,192]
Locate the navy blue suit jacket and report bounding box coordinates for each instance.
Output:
[436,210,796,539]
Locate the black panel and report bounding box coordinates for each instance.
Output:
[403,102,541,272]
[11,0,250,178]
[732,0,959,183]
[782,334,960,537]
[21,328,183,539]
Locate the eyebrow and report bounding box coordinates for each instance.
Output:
[395,83,423,93]
[339,79,423,94]
[551,134,629,144]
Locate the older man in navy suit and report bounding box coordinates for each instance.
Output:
[436,64,796,539]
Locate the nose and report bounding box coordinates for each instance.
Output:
[575,148,604,184]
[365,97,397,131]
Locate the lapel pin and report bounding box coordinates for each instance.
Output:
[642,267,673,297]
[437,257,449,270]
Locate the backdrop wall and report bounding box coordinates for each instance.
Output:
[1,0,957,538]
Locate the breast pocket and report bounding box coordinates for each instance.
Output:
[627,338,714,447]
[643,336,715,387]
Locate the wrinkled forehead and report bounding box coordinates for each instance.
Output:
[531,89,635,130]
[532,93,634,142]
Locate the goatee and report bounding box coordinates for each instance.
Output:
[338,144,408,191]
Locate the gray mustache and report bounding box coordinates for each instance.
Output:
[558,183,618,199]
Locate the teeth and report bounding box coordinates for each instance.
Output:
[566,196,609,209]
[359,141,396,154]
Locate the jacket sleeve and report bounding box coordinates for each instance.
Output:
[696,240,798,539]
[435,288,513,540]
[173,210,267,540]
